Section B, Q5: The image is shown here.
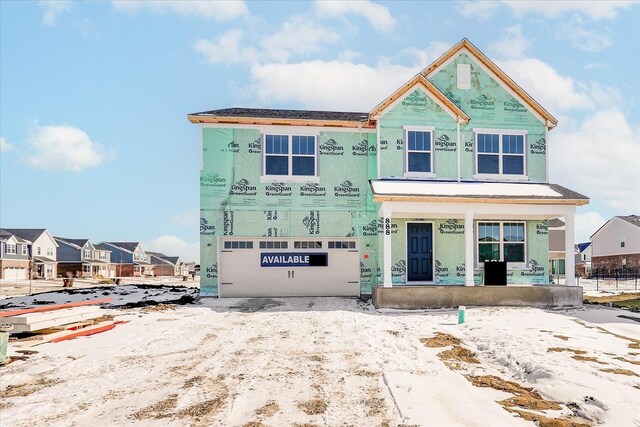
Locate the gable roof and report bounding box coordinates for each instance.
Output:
[421,38,558,128]
[618,215,640,228]
[369,74,470,122]
[577,242,591,253]
[3,228,47,244]
[147,251,180,266]
[54,237,89,249]
[104,242,141,253]
[590,215,640,239]
[0,229,29,243]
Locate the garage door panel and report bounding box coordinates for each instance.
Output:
[219,238,360,297]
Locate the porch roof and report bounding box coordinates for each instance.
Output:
[370,180,588,205]
[33,256,57,263]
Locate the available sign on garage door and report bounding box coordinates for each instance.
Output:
[219,238,360,297]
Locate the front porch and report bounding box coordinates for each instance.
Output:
[373,285,583,309]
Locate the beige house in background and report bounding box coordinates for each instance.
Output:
[591,215,640,273]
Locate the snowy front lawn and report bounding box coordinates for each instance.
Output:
[2,298,639,426]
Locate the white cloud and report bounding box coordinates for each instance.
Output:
[194,17,340,65]
[262,16,341,63]
[194,30,258,65]
[112,0,248,21]
[555,17,612,52]
[402,41,452,68]
[503,0,637,20]
[172,209,200,227]
[250,60,416,111]
[489,25,530,59]
[497,58,594,113]
[314,0,396,33]
[0,136,13,152]
[26,125,115,172]
[39,0,72,26]
[575,211,606,242]
[144,235,199,262]
[550,109,640,212]
[456,1,500,19]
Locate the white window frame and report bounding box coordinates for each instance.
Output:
[22,245,27,256]
[37,246,41,255]
[403,126,435,178]
[47,247,54,257]
[473,128,528,180]
[476,221,527,267]
[6,243,16,255]
[84,249,91,258]
[261,132,319,183]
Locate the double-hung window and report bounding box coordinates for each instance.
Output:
[404,127,434,175]
[477,222,526,264]
[6,244,16,255]
[264,134,317,179]
[475,130,526,177]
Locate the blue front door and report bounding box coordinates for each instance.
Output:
[407,223,433,282]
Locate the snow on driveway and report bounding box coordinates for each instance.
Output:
[1,298,639,426]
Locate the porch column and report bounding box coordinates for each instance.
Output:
[383,209,392,287]
[465,210,475,286]
[564,211,576,286]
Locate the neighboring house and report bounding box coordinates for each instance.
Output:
[548,219,566,277]
[575,242,592,277]
[96,242,153,277]
[54,237,115,278]
[3,228,58,279]
[147,252,189,277]
[0,229,31,280]
[189,38,588,297]
[591,215,640,273]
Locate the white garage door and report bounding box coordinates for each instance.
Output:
[3,267,27,280]
[219,237,360,297]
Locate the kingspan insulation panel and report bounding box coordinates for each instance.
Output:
[200,127,380,296]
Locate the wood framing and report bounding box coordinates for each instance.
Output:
[188,115,376,129]
[421,38,558,128]
[369,74,470,121]
[372,195,589,206]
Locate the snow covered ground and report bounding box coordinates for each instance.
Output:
[2,295,639,426]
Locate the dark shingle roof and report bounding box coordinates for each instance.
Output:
[55,237,89,248]
[105,242,140,252]
[148,253,171,266]
[617,215,640,228]
[577,242,591,253]
[189,107,369,122]
[0,229,29,243]
[3,229,46,243]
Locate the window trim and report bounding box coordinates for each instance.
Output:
[6,243,17,255]
[403,126,435,178]
[22,245,27,256]
[476,221,527,267]
[473,128,528,180]
[261,132,319,183]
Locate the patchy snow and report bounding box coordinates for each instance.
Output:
[1,297,639,426]
[371,180,562,197]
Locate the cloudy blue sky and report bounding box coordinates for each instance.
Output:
[1,0,639,261]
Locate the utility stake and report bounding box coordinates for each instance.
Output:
[458,306,466,324]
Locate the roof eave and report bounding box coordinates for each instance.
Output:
[372,195,589,206]
[187,115,375,129]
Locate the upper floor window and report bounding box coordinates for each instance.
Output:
[22,245,27,255]
[404,127,434,175]
[264,134,317,179]
[47,247,54,257]
[6,243,16,255]
[37,246,41,255]
[477,222,526,264]
[475,130,526,177]
[621,236,625,248]
[84,249,91,258]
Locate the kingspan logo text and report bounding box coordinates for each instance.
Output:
[200,174,227,187]
[470,94,495,110]
[435,134,456,152]
[230,179,257,196]
[300,183,326,197]
[334,180,360,197]
[319,139,344,156]
[248,138,261,154]
[265,182,292,196]
[352,140,369,156]
[223,210,234,236]
[222,140,240,153]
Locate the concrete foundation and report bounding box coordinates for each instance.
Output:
[372,285,583,309]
